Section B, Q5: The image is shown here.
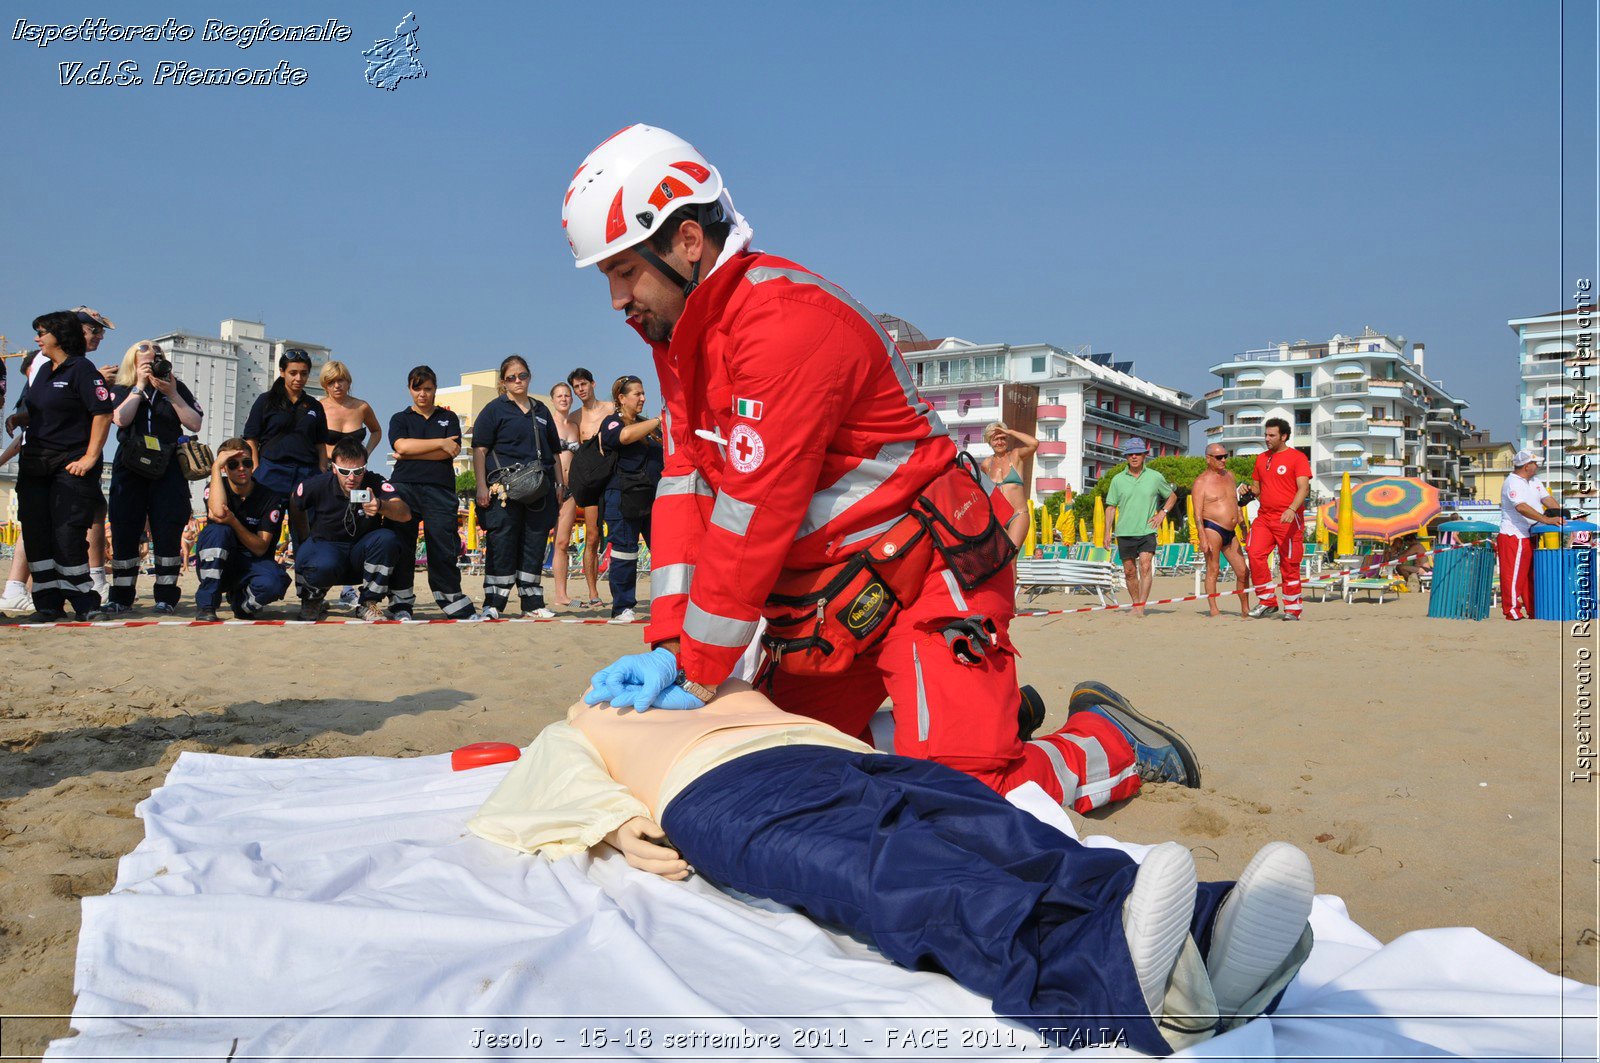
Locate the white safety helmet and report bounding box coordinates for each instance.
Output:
[562,124,726,282]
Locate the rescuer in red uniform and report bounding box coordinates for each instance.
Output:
[564,125,1199,812]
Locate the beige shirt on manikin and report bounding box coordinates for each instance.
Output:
[467,682,874,860]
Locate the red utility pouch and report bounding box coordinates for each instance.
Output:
[912,456,1018,591]
[760,514,932,677]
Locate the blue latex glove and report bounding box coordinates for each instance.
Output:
[584,647,707,712]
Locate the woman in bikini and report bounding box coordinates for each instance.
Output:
[547,380,583,607]
[980,422,1038,550]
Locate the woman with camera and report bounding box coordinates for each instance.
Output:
[14,311,115,620]
[104,341,203,614]
[386,364,475,620]
[471,355,563,619]
[243,348,327,602]
[597,376,663,624]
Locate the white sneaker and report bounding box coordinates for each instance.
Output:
[1122,841,1198,1017]
[609,608,637,624]
[480,607,501,620]
[0,592,34,614]
[525,606,556,619]
[1207,842,1315,1019]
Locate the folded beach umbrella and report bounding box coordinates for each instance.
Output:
[1320,476,1441,542]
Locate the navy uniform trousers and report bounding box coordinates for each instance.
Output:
[296,529,402,605]
[602,486,651,617]
[478,493,556,613]
[662,746,1237,1058]
[388,482,473,618]
[108,462,191,608]
[194,524,290,617]
[17,463,103,615]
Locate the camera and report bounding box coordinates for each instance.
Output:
[149,353,172,380]
[349,488,372,505]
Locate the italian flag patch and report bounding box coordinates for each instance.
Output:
[734,397,764,420]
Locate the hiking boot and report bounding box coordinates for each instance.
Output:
[1207,842,1315,1020]
[1122,841,1198,1017]
[152,602,176,615]
[101,601,132,616]
[1247,603,1279,619]
[195,608,220,622]
[1018,684,1048,742]
[1068,680,1201,787]
[298,600,328,623]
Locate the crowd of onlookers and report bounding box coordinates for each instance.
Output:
[2,306,663,623]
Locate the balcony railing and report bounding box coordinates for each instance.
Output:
[1289,387,1315,400]
[1217,387,1283,402]
[1316,418,1369,436]
[1036,440,1067,457]
[1083,404,1181,445]
[1316,458,1380,476]
[1316,380,1369,397]
[1036,404,1068,421]
[1205,424,1266,440]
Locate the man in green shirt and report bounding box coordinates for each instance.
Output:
[1102,437,1175,617]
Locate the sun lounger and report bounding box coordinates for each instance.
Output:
[1015,557,1121,607]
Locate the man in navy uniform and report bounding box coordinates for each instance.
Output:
[194,437,291,622]
[290,437,411,622]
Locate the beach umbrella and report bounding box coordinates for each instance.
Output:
[1078,517,1090,544]
[466,503,478,551]
[1055,504,1075,545]
[1022,499,1037,556]
[1316,510,1330,553]
[1335,474,1357,556]
[1093,494,1106,546]
[1186,495,1200,548]
[1320,476,1441,543]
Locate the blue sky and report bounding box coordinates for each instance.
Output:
[3,1,1593,447]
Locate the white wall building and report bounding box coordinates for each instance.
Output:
[1206,328,1471,504]
[882,316,1206,499]
[1507,307,1596,504]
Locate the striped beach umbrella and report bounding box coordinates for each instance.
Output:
[1318,476,1441,542]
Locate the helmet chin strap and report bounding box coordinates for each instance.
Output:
[633,201,725,298]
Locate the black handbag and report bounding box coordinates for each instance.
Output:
[491,402,551,505]
[567,434,617,508]
[117,430,173,480]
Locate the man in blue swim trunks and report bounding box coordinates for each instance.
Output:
[1192,444,1248,618]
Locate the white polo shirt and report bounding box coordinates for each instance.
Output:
[1500,472,1549,537]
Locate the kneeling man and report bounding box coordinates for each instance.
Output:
[470,682,1315,1056]
[290,437,410,622]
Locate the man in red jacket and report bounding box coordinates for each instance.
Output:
[562,125,1199,813]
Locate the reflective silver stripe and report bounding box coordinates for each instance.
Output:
[484,574,515,585]
[652,563,694,598]
[198,567,223,580]
[27,561,56,574]
[710,492,756,536]
[837,515,900,549]
[154,574,180,585]
[390,589,417,605]
[198,548,226,562]
[942,570,968,612]
[57,562,90,576]
[1075,763,1139,809]
[611,549,638,560]
[363,563,393,577]
[794,440,916,539]
[663,408,675,457]
[913,643,930,741]
[1029,738,1082,797]
[746,266,948,437]
[516,569,542,582]
[683,601,760,648]
[29,579,72,592]
[155,555,183,566]
[112,575,138,587]
[111,559,140,571]
[1062,733,1111,785]
[437,592,474,616]
[657,471,713,499]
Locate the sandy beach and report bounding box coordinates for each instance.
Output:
[1,569,1595,1058]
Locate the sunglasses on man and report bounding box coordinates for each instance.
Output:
[334,463,367,477]
[224,458,254,473]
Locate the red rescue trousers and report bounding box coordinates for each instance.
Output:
[1496,533,1534,620]
[1246,511,1306,616]
[766,554,1141,813]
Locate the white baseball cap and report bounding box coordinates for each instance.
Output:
[1513,449,1539,466]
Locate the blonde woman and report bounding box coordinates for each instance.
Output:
[980,422,1038,549]
[104,340,203,613]
[319,360,382,462]
[547,380,583,607]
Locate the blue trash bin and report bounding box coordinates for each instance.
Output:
[1530,522,1599,622]
[1428,543,1495,620]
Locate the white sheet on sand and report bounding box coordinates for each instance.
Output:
[48,751,1597,1061]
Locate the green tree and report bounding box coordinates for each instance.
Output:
[455,469,476,498]
[1071,455,1257,531]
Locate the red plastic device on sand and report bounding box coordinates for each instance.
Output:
[451,742,522,771]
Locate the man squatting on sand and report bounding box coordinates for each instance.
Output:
[469,681,1317,1057]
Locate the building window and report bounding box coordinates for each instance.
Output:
[1294,409,1311,426]
[1030,356,1046,374]
[1372,407,1384,420]
[1045,426,1059,441]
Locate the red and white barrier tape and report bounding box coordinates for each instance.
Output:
[4,614,648,630]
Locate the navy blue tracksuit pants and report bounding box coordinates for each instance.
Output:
[602,487,651,617]
[194,524,290,617]
[296,529,401,604]
[108,463,191,608]
[662,746,1234,1057]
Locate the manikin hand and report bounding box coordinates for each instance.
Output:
[604,816,689,880]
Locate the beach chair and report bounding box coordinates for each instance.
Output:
[1301,559,1342,603]
[1345,561,1398,604]
[1154,543,1185,575]
[1080,545,1114,564]
[1015,557,1121,608]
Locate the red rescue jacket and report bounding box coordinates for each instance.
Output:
[639,251,955,685]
